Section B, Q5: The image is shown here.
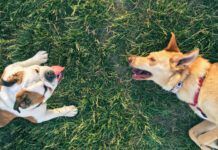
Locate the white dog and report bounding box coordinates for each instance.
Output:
[0,51,78,127]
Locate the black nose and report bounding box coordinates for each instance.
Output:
[45,70,56,82]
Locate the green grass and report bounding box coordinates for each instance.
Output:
[0,0,217,149]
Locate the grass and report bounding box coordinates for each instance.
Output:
[0,0,217,149]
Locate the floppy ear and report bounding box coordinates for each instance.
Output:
[0,79,17,87]
[14,89,44,113]
[172,49,199,66]
[14,92,31,113]
[165,32,180,52]
[0,71,23,87]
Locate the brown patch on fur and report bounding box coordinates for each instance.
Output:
[25,116,37,123]
[7,71,24,84]
[14,89,44,112]
[0,109,16,127]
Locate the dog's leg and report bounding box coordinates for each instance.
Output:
[189,120,216,149]
[34,105,78,123]
[197,127,218,149]
[207,142,218,150]
[15,51,48,67]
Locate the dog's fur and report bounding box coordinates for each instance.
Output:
[0,51,78,127]
[129,33,218,150]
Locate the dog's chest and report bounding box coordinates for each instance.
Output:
[0,85,20,107]
[189,105,207,120]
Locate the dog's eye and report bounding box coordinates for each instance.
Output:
[35,69,39,73]
[149,57,156,62]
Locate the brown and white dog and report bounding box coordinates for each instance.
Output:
[128,33,218,150]
[0,51,78,127]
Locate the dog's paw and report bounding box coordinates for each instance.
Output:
[32,51,48,64]
[62,105,78,117]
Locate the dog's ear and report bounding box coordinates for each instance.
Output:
[14,89,44,113]
[165,32,180,52]
[0,71,23,87]
[0,79,17,87]
[14,90,31,113]
[172,49,199,67]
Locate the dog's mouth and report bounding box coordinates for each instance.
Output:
[132,68,152,80]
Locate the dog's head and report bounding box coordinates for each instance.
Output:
[128,33,199,88]
[1,65,64,112]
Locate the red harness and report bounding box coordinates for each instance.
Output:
[189,77,207,118]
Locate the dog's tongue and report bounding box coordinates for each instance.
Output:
[51,66,65,75]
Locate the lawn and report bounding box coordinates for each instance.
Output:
[0,0,217,149]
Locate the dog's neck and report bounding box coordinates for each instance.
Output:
[165,57,211,104]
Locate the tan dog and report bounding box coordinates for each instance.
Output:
[0,51,78,127]
[128,33,218,150]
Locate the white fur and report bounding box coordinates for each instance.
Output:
[0,51,78,124]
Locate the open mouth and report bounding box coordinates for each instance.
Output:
[56,72,63,82]
[132,68,152,80]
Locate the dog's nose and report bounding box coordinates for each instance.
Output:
[128,56,136,64]
[45,70,56,82]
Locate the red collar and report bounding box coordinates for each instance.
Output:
[190,77,205,106]
[189,77,207,118]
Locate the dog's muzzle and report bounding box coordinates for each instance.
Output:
[44,66,64,83]
[45,70,56,82]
